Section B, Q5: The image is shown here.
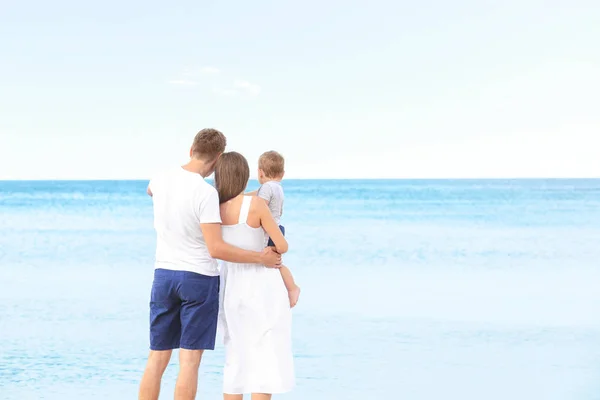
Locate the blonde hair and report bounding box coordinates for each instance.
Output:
[258,151,285,178]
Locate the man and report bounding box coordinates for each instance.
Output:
[139,128,281,400]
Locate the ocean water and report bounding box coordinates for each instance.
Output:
[1,179,599,400]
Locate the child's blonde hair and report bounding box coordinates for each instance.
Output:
[258,151,285,178]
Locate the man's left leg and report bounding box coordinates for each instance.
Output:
[139,350,172,400]
[140,269,182,400]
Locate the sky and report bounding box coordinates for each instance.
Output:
[1,0,599,179]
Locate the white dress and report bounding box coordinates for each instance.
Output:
[219,196,295,395]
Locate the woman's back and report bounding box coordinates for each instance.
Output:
[218,194,295,394]
[220,195,264,252]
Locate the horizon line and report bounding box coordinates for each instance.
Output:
[1,177,599,182]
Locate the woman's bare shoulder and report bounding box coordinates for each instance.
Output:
[246,195,264,227]
[249,195,266,211]
[219,198,241,225]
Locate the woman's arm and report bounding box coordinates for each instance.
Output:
[256,198,288,254]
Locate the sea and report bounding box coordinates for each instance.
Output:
[1,179,599,400]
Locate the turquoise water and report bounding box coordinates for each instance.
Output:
[1,179,599,399]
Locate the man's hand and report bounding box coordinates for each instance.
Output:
[261,247,282,268]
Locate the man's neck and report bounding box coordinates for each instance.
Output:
[182,159,212,177]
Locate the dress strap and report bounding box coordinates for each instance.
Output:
[238,196,252,225]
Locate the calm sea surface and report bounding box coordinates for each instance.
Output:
[1,179,599,400]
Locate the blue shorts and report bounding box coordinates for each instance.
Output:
[267,225,285,247]
[149,269,220,351]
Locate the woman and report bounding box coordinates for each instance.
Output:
[215,152,295,400]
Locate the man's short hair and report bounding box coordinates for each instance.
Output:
[258,151,285,178]
[191,128,227,161]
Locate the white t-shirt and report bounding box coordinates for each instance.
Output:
[149,167,222,276]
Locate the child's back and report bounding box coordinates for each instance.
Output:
[257,180,284,224]
[257,180,284,247]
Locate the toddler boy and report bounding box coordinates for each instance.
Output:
[250,151,300,308]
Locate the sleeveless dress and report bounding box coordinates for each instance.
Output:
[219,196,295,395]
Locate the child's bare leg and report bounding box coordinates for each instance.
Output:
[224,394,243,400]
[279,265,297,291]
[279,264,301,308]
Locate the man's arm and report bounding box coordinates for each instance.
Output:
[199,187,280,266]
[201,223,281,267]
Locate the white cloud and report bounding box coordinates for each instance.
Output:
[233,80,261,96]
[181,66,220,77]
[212,88,239,97]
[167,79,198,86]
[169,67,261,98]
[211,81,261,98]
[199,66,220,74]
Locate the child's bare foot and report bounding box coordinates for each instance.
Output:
[288,286,301,308]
